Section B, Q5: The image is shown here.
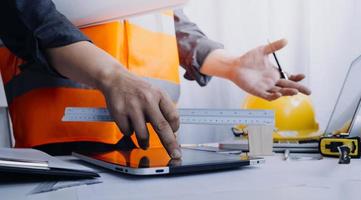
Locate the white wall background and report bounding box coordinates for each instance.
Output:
[177,0,361,144]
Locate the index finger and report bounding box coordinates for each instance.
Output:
[264,39,288,55]
[159,91,180,133]
[146,106,181,159]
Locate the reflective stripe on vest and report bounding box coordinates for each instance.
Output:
[0,11,180,148]
[4,70,180,103]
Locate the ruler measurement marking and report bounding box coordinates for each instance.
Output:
[63,107,274,126]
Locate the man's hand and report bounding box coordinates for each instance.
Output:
[200,39,311,100]
[229,39,311,100]
[46,41,181,159]
[101,69,181,158]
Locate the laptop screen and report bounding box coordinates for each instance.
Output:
[324,55,361,136]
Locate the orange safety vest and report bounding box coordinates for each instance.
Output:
[0,11,180,148]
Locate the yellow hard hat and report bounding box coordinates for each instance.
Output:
[242,93,322,142]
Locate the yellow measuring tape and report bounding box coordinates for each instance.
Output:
[319,137,360,158]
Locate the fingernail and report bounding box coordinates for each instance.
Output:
[171,149,182,159]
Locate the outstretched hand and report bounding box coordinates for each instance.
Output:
[228,39,311,100]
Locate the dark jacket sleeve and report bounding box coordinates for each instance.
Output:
[174,9,224,86]
[0,0,90,75]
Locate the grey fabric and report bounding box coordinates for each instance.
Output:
[0,0,90,77]
[174,9,224,87]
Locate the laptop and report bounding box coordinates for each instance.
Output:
[73,148,264,175]
[324,54,361,137]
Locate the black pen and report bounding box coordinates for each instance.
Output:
[268,41,288,80]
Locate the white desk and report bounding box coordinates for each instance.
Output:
[1,154,361,200]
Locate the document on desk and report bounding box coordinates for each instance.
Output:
[0,148,99,178]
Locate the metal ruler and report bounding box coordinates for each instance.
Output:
[62,107,274,126]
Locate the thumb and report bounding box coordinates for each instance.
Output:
[264,39,288,54]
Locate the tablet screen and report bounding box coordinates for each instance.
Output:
[79,148,247,169]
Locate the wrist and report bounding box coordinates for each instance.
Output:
[200,49,240,80]
[224,52,242,80]
[95,63,127,92]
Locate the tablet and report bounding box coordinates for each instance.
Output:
[73,148,264,175]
